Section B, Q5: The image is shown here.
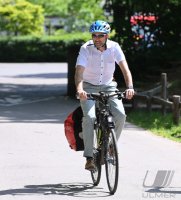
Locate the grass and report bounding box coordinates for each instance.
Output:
[127,110,181,143]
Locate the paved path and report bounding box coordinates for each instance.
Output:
[0,63,67,106]
[0,63,181,200]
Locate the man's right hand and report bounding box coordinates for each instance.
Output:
[77,90,87,100]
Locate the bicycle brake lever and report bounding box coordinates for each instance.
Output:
[117,91,126,100]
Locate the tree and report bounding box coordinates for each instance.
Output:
[0,0,44,36]
[103,0,181,83]
[64,0,106,32]
[28,0,71,17]
[104,0,181,50]
[28,0,106,32]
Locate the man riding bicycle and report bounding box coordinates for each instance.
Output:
[75,20,134,171]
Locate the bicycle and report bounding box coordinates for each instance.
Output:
[87,90,125,195]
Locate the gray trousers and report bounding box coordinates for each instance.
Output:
[80,81,126,158]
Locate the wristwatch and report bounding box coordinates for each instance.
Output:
[127,86,134,89]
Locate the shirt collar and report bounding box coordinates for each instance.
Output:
[89,39,111,50]
[106,39,112,49]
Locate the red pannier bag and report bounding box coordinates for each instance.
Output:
[64,106,84,151]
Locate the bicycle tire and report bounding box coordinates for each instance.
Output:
[91,128,102,186]
[105,128,119,194]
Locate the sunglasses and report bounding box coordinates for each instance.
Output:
[92,34,106,39]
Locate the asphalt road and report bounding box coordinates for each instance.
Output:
[0,63,67,106]
[0,63,181,200]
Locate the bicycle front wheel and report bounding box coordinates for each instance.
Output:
[105,129,119,194]
[91,128,102,186]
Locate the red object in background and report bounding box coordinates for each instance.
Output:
[130,14,157,25]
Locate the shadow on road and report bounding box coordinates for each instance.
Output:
[0,182,109,197]
[0,83,66,95]
[11,72,67,79]
[0,96,79,124]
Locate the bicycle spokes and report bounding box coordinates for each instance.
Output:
[91,129,102,186]
[105,129,119,194]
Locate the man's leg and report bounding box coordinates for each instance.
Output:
[109,98,126,140]
[80,99,96,158]
[101,81,126,140]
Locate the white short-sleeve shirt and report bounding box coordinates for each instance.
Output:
[76,39,126,85]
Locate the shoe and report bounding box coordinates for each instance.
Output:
[85,158,95,171]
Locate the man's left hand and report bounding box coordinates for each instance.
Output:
[125,89,135,99]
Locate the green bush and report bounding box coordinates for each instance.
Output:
[0,34,90,62]
[0,0,44,36]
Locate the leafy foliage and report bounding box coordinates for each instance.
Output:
[65,0,106,32]
[105,0,181,50]
[28,0,106,32]
[0,0,44,36]
[0,34,88,62]
[104,0,181,83]
[28,0,72,16]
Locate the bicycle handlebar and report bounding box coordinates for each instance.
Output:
[87,90,126,100]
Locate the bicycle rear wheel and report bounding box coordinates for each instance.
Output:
[105,129,119,194]
[91,128,102,186]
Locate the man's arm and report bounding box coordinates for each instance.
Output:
[118,60,134,99]
[74,65,87,99]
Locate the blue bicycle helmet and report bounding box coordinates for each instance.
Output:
[89,20,111,34]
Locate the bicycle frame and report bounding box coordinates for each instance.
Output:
[89,90,125,194]
[89,90,125,144]
[94,96,114,152]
